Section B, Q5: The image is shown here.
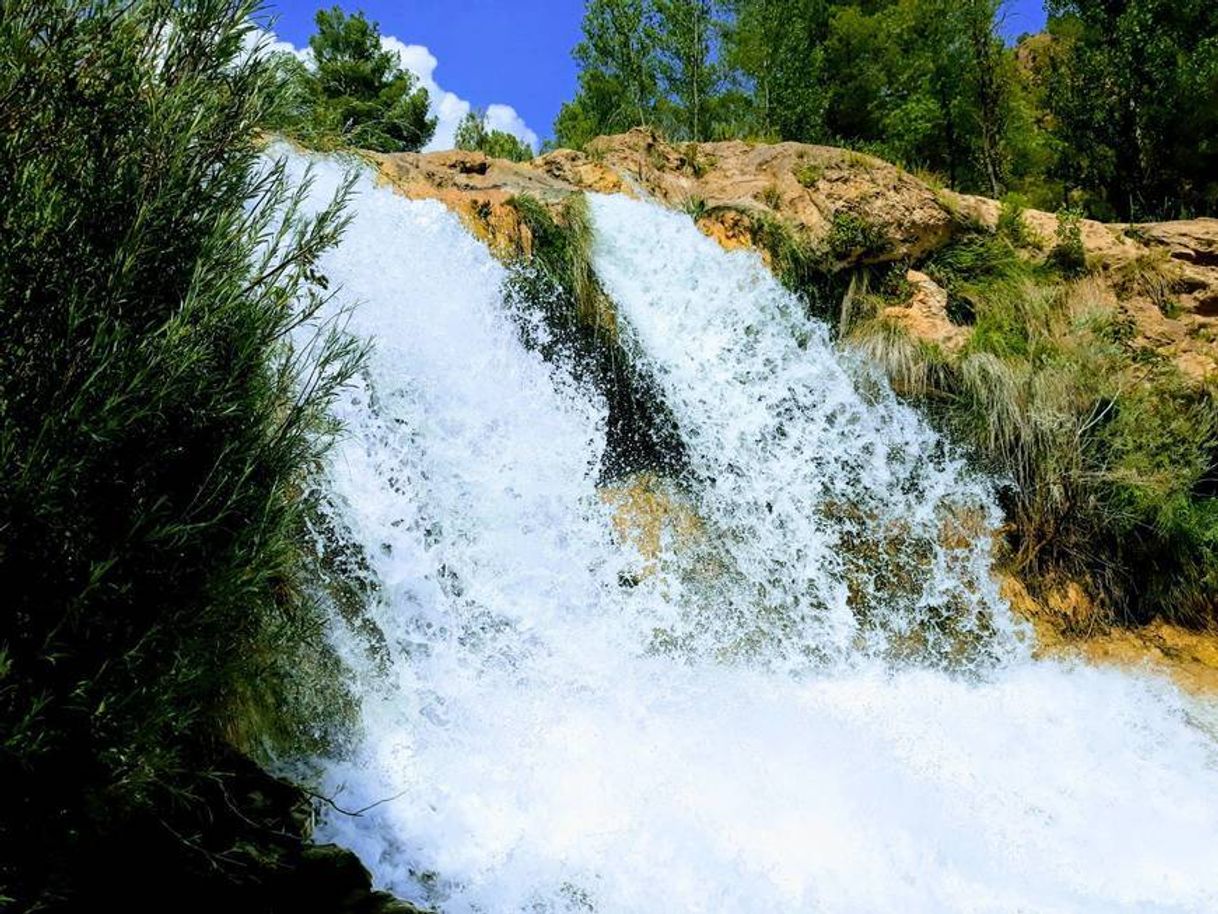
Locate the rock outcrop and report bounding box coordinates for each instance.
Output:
[369,128,1218,383]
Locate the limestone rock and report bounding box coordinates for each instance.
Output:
[356,130,1218,382]
[881,270,971,354]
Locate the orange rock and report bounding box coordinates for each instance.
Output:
[881,270,971,354]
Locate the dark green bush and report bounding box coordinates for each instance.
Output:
[826,210,891,262]
[0,0,361,904]
[269,6,436,153]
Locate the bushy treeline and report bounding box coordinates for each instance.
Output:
[555,0,1218,221]
[269,6,437,153]
[456,109,535,161]
[0,0,359,905]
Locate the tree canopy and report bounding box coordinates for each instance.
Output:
[455,109,536,161]
[274,6,437,153]
[555,0,1218,219]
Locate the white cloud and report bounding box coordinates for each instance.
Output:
[484,104,539,152]
[253,27,537,154]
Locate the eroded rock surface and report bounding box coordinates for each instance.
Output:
[369,129,1218,382]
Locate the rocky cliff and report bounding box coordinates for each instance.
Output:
[369,128,1218,384]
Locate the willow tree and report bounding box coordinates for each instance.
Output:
[455,108,535,161]
[654,0,722,140]
[724,0,833,141]
[555,0,662,148]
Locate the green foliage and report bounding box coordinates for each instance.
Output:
[0,0,361,903]
[270,6,436,153]
[997,194,1040,249]
[726,0,832,141]
[758,182,782,209]
[455,109,535,161]
[1048,207,1087,276]
[1044,0,1218,219]
[851,233,1218,624]
[923,233,1030,345]
[826,210,890,261]
[682,193,709,219]
[557,0,745,146]
[682,142,716,176]
[654,0,723,140]
[555,0,1218,219]
[555,0,662,148]
[794,160,826,187]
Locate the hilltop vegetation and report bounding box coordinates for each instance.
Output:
[456,109,536,161]
[554,0,1218,222]
[269,6,437,152]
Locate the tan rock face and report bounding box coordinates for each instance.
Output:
[576,129,957,263]
[600,473,703,579]
[881,270,971,355]
[1002,575,1218,696]
[369,148,570,257]
[362,131,1218,384]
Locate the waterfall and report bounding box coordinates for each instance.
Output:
[285,151,1218,914]
[587,193,1015,670]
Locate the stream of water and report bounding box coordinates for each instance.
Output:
[287,151,1218,913]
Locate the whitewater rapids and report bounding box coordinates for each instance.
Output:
[285,151,1218,914]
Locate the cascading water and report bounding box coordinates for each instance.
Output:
[286,150,1218,913]
[586,194,1014,670]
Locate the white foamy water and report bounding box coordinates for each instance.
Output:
[588,194,1013,669]
[284,151,1218,914]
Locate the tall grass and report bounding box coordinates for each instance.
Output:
[0,0,361,904]
[849,233,1218,625]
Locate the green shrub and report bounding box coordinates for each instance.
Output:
[455,109,535,162]
[682,143,715,177]
[794,161,826,188]
[997,194,1040,249]
[826,210,891,261]
[269,6,437,153]
[758,183,783,209]
[739,210,823,289]
[852,232,1218,625]
[682,193,709,220]
[1048,207,1088,276]
[0,0,361,903]
[923,233,1029,337]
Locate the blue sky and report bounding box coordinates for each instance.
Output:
[261,0,1047,147]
